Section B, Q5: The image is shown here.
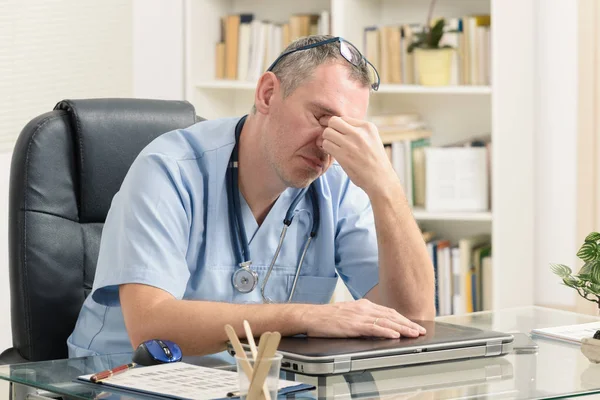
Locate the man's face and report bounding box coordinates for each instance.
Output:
[262,62,370,188]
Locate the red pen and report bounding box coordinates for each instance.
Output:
[90,362,137,383]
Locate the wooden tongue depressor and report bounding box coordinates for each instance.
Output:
[247,332,282,400]
[243,321,271,400]
[226,323,272,400]
[225,324,253,382]
[243,320,258,360]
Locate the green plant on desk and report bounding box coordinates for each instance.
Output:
[551,232,600,311]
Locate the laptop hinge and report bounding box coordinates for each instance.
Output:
[486,340,503,356]
[333,357,351,373]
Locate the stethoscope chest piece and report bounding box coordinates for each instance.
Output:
[232,262,258,293]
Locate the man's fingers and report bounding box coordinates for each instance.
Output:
[365,320,401,339]
[369,303,426,333]
[326,116,357,135]
[364,318,420,338]
[321,138,341,156]
[378,318,421,338]
[319,116,331,127]
[339,115,369,127]
[322,127,356,152]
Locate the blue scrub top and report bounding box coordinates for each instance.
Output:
[67,117,379,358]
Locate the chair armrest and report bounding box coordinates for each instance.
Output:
[0,348,28,365]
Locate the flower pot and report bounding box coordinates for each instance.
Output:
[581,337,600,363]
[413,48,454,86]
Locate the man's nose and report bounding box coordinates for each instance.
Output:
[314,124,327,148]
[315,133,325,149]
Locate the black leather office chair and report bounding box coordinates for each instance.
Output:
[0,99,201,364]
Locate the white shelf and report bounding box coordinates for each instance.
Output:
[196,80,256,90]
[412,208,492,222]
[196,80,491,95]
[377,85,492,95]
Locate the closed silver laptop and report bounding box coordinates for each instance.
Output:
[228,321,514,376]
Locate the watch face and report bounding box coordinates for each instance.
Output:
[232,267,258,293]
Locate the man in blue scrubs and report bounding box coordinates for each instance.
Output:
[67,35,435,357]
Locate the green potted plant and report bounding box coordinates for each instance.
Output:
[407,0,454,86]
[550,232,600,362]
[550,232,600,312]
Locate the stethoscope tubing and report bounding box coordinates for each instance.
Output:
[228,116,321,303]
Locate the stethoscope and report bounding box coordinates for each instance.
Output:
[227,115,320,303]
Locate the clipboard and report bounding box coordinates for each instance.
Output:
[76,362,314,399]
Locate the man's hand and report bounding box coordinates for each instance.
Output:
[300,299,427,339]
[319,116,397,197]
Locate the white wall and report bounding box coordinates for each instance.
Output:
[534,0,578,308]
[133,0,185,99]
[0,0,184,354]
[0,0,134,353]
[0,153,12,351]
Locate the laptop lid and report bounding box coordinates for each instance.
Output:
[229,321,513,376]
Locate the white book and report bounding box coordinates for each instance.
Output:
[442,246,452,316]
[482,255,493,310]
[436,244,452,316]
[391,141,408,198]
[319,10,330,35]
[247,20,267,82]
[237,23,251,82]
[440,18,461,86]
[262,22,274,74]
[451,246,462,315]
[425,147,488,212]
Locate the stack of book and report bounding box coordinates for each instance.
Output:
[215,11,330,81]
[422,231,492,316]
[374,113,491,212]
[373,113,430,208]
[363,15,491,85]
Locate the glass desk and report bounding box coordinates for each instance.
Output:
[2,306,600,399]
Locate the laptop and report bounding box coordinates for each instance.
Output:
[325,356,514,398]
[227,320,514,376]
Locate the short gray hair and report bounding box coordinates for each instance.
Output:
[252,35,372,112]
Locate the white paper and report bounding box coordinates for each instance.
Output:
[79,362,302,400]
[530,321,600,344]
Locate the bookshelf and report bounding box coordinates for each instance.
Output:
[183,0,536,313]
[412,209,492,222]
[196,80,492,95]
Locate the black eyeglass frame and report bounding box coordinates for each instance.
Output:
[265,36,380,91]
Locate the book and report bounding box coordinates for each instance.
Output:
[78,362,314,400]
[531,322,600,345]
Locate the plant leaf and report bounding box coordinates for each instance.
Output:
[580,261,595,275]
[578,273,593,282]
[429,19,445,47]
[550,263,572,277]
[591,261,600,283]
[585,232,600,243]
[563,276,579,287]
[566,276,586,287]
[577,242,598,262]
[588,283,600,295]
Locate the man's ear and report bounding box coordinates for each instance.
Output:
[254,72,278,114]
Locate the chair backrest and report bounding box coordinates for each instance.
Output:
[8,98,200,361]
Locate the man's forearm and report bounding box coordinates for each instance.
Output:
[368,182,436,320]
[126,298,310,356]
